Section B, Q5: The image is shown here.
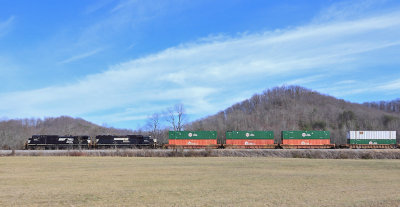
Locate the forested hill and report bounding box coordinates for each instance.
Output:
[363,99,400,114]
[185,86,400,144]
[0,116,134,149]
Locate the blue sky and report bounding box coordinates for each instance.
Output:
[0,0,400,129]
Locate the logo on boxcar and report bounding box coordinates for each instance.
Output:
[301,140,310,145]
[302,133,311,137]
[187,141,198,145]
[245,141,255,145]
[246,133,250,137]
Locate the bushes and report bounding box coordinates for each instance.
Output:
[2,149,400,159]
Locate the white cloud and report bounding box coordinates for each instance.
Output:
[58,48,103,64]
[285,75,327,85]
[377,79,400,90]
[313,0,385,23]
[1,5,400,126]
[315,78,400,98]
[334,80,357,85]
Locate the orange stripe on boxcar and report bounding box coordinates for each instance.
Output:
[168,139,217,146]
[226,139,274,145]
[282,139,331,145]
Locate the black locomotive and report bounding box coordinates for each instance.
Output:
[94,135,156,149]
[25,135,90,150]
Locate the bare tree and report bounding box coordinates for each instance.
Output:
[146,113,161,137]
[165,107,176,131]
[175,104,185,131]
[165,103,186,131]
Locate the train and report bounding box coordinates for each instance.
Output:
[25,130,398,150]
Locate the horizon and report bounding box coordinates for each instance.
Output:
[1,0,400,129]
[0,84,396,131]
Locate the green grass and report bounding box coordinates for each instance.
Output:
[0,157,399,206]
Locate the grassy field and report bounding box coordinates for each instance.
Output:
[0,157,399,207]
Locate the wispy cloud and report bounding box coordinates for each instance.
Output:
[80,0,175,43]
[110,0,137,13]
[377,78,400,90]
[84,0,115,14]
[315,78,400,98]
[334,80,357,85]
[58,48,103,64]
[1,2,400,126]
[285,75,327,85]
[0,16,15,37]
[313,0,385,23]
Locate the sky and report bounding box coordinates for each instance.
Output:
[0,0,400,129]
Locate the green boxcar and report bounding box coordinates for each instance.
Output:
[169,131,217,139]
[348,139,396,144]
[226,131,274,139]
[281,131,330,139]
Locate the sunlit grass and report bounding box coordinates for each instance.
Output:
[0,157,399,206]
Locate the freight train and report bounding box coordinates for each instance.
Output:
[165,130,398,149]
[25,130,399,150]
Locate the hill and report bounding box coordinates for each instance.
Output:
[0,116,134,149]
[185,86,400,144]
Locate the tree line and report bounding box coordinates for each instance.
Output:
[363,99,400,114]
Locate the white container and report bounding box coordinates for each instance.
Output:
[348,131,396,140]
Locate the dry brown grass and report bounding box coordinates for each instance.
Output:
[0,157,399,207]
[2,149,400,159]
